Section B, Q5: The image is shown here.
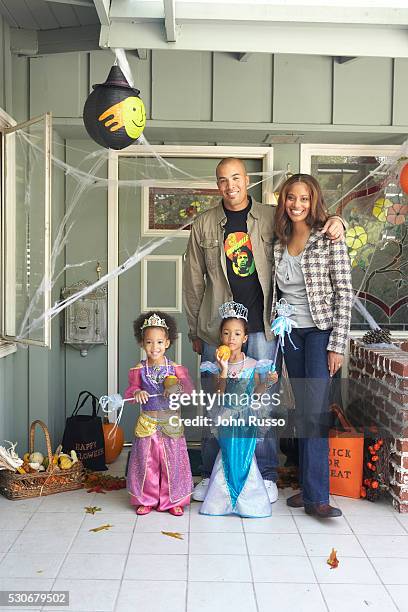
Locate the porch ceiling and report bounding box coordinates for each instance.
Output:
[2,1,408,58]
[0,0,99,30]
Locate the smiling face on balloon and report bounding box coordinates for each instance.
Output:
[98,96,146,140]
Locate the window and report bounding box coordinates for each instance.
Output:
[301,144,407,332]
[0,111,52,350]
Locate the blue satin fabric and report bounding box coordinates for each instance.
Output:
[219,425,257,509]
[217,370,257,508]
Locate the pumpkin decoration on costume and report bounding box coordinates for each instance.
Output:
[217,345,231,361]
[83,65,146,150]
[399,162,408,194]
[102,418,125,464]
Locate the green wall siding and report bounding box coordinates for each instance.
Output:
[152,50,212,120]
[213,52,273,122]
[393,58,408,126]
[333,57,393,125]
[30,52,88,118]
[23,49,408,130]
[273,54,332,124]
[64,141,108,421]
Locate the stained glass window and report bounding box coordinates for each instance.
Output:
[302,145,407,331]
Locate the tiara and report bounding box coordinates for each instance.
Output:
[140,313,169,331]
[219,301,248,321]
[275,298,295,318]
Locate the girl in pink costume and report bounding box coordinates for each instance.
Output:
[124,311,194,516]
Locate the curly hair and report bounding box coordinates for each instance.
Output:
[133,311,178,345]
[274,173,329,245]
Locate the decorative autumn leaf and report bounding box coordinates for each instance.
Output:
[161,531,184,540]
[327,548,339,569]
[87,485,106,494]
[89,523,113,533]
[85,506,102,515]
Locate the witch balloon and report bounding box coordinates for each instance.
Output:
[83,65,146,150]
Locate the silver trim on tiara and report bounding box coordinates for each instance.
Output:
[140,313,169,330]
[219,301,248,321]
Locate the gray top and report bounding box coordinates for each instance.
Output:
[275,247,316,328]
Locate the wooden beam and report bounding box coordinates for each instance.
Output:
[43,0,94,7]
[93,0,110,26]
[38,25,100,54]
[10,28,38,56]
[163,0,177,43]
[109,1,408,26]
[100,21,408,58]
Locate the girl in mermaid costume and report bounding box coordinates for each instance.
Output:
[124,311,194,516]
[200,302,278,518]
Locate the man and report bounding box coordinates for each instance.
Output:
[183,157,345,503]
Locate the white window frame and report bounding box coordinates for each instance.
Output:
[0,111,52,352]
[301,142,408,339]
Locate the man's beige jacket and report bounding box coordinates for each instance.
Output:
[183,199,276,347]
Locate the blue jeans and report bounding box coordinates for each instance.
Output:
[283,327,331,506]
[200,333,279,481]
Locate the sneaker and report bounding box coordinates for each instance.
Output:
[192,478,210,502]
[264,480,279,503]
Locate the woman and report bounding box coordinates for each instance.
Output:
[272,174,353,518]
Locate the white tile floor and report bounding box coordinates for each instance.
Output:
[0,452,407,612]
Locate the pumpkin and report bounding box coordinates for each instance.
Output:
[217,345,231,361]
[103,421,124,464]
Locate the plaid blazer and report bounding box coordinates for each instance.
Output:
[271,229,353,354]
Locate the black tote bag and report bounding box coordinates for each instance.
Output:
[62,390,107,471]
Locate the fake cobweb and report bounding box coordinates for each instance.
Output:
[4,51,408,352]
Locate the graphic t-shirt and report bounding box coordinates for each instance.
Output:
[223,199,264,333]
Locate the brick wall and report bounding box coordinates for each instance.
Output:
[348,339,408,513]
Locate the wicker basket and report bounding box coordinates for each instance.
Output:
[0,420,84,500]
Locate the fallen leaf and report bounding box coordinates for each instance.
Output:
[161,531,184,540]
[327,548,339,569]
[89,523,113,532]
[85,506,102,515]
[36,570,43,574]
[87,485,106,494]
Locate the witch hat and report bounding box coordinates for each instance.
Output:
[92,65,140,96]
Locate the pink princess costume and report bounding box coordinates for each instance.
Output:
[124,357,194,511]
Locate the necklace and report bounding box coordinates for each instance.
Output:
[145,356,169,387]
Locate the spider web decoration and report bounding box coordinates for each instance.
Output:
[332,153,408,328]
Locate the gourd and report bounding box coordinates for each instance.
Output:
[29,452,44,464]
[59,456,73,470]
